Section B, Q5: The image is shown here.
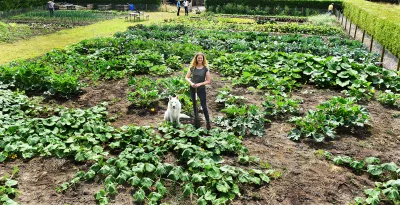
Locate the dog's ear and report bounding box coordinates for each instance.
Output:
[175,94,179,98]
[169,96,172,100]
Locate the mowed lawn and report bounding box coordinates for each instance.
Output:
[0,12,176,65]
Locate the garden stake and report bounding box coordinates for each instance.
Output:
[349,21,352,35]
[398,58,400,71]
[380,46,385,63]
[370,36,374,52]
[362,30,366,43]
[341,13,344,25]
[354,26,357,39]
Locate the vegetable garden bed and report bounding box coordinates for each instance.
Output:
[0,10,119,43]
[1,14,400,205]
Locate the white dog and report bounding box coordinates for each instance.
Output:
[164,95,190,124]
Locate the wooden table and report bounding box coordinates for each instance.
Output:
[129,12,140,22]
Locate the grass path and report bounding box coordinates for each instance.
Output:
[0,12,175,65]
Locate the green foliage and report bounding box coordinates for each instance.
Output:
[0,166,20,205]
[308,14,340,27]
[288,97,370,142]
[215,88,247,109]
[59,124,278,204]
[127,77,159,109]
[5,24,389,98]
[205,0,343,11]
[9,10,116,25]
[214,104,270,137]
[262,91,302,118]
[165,56,183,71]
[342,79,375,102]
[208,3,322,16]
[0,0,160,11]
[322,152,400,205]
[168,17,344,36]
[344,0,400,57]
[127,76,191,111]
[0,89,119,163]
[378,91,400,108]
[0,62,81,98]
[0,0,42,11]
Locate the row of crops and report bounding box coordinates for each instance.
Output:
[7,10,117,25]
[0,10,120,43]
[1,14,400,204]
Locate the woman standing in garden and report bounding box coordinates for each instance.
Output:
[185,53,212,130]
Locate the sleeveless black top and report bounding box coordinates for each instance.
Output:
[191,66,208,88]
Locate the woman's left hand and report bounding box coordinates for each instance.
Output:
[193,83,200,88]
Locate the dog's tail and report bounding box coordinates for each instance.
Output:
[179,114,191,119]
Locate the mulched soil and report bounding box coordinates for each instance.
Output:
[1,71,399,205]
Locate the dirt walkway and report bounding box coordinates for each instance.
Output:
[0,12,175,65]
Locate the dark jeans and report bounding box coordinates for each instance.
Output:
[190,86,210,123]
[49,8,54,16]
[184,6,188,16]
[177,7,180,16]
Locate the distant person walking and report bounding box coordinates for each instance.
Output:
[48,1,55,16]
[328,3,334,15]
[177,1,181,16]
[183,0,189,16]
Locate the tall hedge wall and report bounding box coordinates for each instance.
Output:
[0,0,45,11]
[0,0,160,11]
[205,0,343,10]
[343,0,400,57]
[71,0,160,5]
[366,0,399,4]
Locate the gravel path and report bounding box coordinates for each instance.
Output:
[337,12,399,71]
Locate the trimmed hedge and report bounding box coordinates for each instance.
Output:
[0,0,45,11]
[366,0,399,4]
[205,0,343,10]
[343,0,400,57]
[207,3,324,16]
[72,0,160,5]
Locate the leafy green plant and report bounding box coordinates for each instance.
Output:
[288,97,370,142]
[262,92,302,118]
[60,124,277,204]
[308,14,339,27]
[322,152,400,205]
[127,77,159,108]
[214,104,270,137]
[0,63,81,98]
[0,166,20,205]
[378,91,400,108]
[166,56,183,71]
[215,88,246,109]
[342,79,376,102]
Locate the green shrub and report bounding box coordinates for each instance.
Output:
[378,91,400,108]
[206,0,343,10]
